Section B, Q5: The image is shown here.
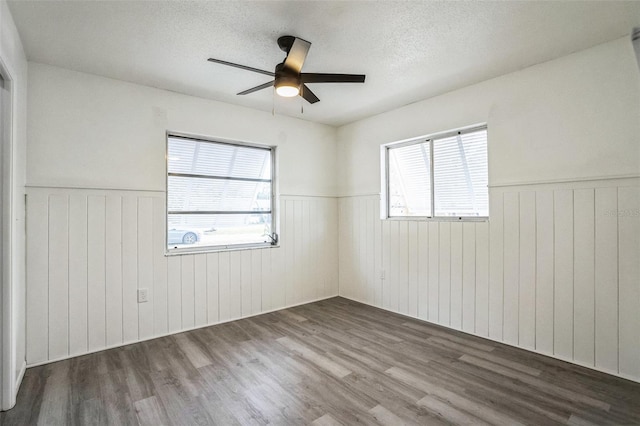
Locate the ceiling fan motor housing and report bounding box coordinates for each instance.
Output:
[277,35,296,53]
[274,62,301,89]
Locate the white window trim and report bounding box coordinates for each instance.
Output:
[381,124,489,222]
[165,131,279,255]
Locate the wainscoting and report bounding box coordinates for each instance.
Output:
[26,187,338,366]
[338,178,640,382]
[23,179,640,384]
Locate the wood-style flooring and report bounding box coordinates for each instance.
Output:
[2,297,640,425]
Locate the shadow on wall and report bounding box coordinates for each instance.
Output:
[633,27,640,71]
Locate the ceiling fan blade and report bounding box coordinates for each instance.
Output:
[237,81,274,95]
[282,38,311,73]
[300,84,320,104]
[208,58,274,77]
[301,73,366,84]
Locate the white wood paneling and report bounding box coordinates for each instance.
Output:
[105,196,123,346]
[594,188,618,373]
[428,222,439,322]
[87,196,106,352]
[284,200,295,305]
[303,200,313,303]
[554,189,574,360]
[229,251,242,320]
[293,200,303,305]
[48,195,69,360]
[407,222,418,318]
[217,251,230,323]
[503,192,520,345]
[152,198,168,336]
[488,192,504,340]
[358,198,367,304]
[379,216,387,306]
[206,252,219,324]
[27,188,338,365]
[618,186,640,379]
[450,222,463,330]
[438,222,451,326]
[417,222,428,320]
[309,199,319,302]
[573,189,595,366]
[398,221,409,315]
[26,193,48,364]
[535,190,554,355]
[367,198,377,306]
[475,221,489,337]
[519,191,536,350]
[388,220,399,312]
[338,179,640,383]
[68,195,88,356]
[462,222,476,334]
[167,255,182,332]
[181,255,195,328]
[251,250,262,315]
[138,197,154,340]
[240,250,251,318]
[122,196,139,342]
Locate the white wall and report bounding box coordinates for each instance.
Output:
[0,0,27,410]
[28,63,338,196]
[25,63,339,366]
[338,37,640,195]
[337,37,640,382]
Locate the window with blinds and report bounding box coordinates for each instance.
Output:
[166,134,277,253]
[385,126,488,219]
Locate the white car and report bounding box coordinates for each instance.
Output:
[168,228,201,244]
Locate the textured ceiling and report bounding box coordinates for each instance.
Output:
[8,1,640,126]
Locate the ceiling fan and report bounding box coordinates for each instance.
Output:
[207,35,366,104]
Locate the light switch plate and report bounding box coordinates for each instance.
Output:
[138,288,149,303]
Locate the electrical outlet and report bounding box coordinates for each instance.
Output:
[137,288,149,303]
[380,270,386,280]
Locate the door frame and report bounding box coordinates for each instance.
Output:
[0,56,16,411]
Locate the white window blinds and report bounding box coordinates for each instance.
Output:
[433,129,488,217]
[388,142,431,217]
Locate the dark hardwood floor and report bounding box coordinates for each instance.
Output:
[2,297,640,425]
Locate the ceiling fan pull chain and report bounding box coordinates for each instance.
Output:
[272,88,275,116]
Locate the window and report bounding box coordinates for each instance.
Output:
[384,126,488,219]
[166,134,277,253]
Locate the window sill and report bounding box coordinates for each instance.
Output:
[384,216,489,222]
[165,242,280,256]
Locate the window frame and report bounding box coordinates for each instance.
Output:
[165,131,279,255]
[381,124,489,222]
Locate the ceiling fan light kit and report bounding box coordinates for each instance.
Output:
[275,79,300,97]
[208,35,365,104]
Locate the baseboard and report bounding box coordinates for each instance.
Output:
[27,294,339,368]
[14,360,25,399]
[339,294,640,385]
